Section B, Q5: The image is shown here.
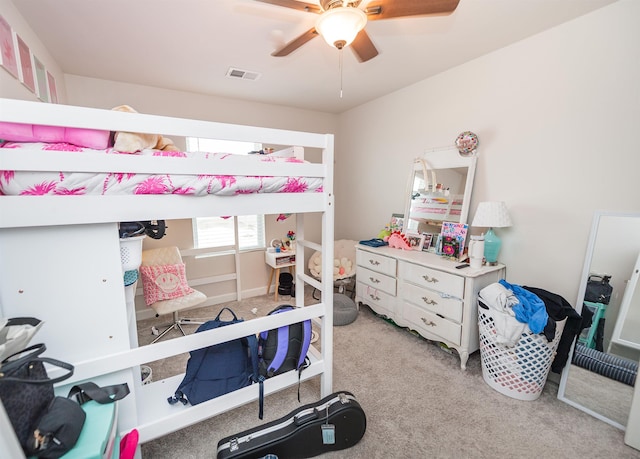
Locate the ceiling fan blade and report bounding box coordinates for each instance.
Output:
[272,27,319,57]
[254,0,323,14]
[350,29,379,63]
[365,0,460,20]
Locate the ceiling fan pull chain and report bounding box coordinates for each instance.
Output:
[339,48,344,99]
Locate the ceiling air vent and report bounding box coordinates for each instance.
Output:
[226,67,261,81]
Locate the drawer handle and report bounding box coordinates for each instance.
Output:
[422,275,439,284]
[368,259,380,266]
[369,277,380,284]
[421,318,436,327]
[421,297,437,306]
[369,293,380,301]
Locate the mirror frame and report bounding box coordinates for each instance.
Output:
[403,148,477,229]
[557,210,640,430]
[610,251,640,351]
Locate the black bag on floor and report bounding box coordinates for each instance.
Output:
[277,272,294,297]
[0,344,74,456]
[216,391,366,459]
[584,274,613,304]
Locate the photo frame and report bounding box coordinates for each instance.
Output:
[16,34,35,93]
[47,70,58,103]
[421,233,434,252]
[0,16,18,78]
[33,55,49,102]
[389,213,404,233]
[405,232,425,251]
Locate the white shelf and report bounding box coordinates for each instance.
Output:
[134,349,324,443]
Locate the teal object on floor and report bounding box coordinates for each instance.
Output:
[62,401,118,459]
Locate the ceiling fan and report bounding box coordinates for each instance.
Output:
[256,0,460,62]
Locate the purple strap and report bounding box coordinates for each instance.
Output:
[298,320,312,369]
[268,326,290,375]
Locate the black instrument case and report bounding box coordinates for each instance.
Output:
[217,391,366,459]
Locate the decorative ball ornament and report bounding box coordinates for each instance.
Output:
[455,131,479,157]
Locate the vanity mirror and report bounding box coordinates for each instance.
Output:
[558,211,640,429]
[403,148,477,235]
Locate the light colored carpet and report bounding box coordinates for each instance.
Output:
[138,289,640,459]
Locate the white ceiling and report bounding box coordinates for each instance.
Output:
[11,0,617,114]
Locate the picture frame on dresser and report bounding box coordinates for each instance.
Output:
[405,232,425,251]
[421,233,434,252]
[389,213,404,232]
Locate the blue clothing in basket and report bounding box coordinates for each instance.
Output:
[499,279,548,334]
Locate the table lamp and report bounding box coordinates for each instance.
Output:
[471,201,512,265]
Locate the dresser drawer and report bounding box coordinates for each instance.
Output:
[401,282,463,323]
[356,266,396,295]
[399,261,464,298]
[403,301,462,346]
[356,250,397,277]
[356,281,395,317]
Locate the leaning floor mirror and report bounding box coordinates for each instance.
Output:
[558,211,640,430]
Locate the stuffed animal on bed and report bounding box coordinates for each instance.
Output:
[111,105,180,153]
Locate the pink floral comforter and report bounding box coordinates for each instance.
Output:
[0,142,323,196]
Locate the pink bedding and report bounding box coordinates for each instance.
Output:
[0,122,110,150]
[0,142,323,197]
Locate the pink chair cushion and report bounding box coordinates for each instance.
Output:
[139,263,195,306]
[0,121,110,150]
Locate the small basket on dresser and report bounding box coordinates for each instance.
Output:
[478,300,566,401]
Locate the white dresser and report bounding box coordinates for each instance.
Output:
[355,244,505,370]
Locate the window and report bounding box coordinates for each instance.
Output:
[188,138,265,251]
[193,215,265,251]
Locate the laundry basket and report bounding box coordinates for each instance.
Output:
[478,301,566,401]
[119,235,145,271]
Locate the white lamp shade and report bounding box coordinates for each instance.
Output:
[315,7,367,49]
[471,201,513,228]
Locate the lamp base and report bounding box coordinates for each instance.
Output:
[483,227,502,265]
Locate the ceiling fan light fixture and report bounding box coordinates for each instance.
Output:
[315,7,367,50]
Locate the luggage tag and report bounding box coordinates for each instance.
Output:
[321,405,335,445]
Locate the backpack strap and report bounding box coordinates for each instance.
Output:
[245,334,265,420]
[215,307,239,322]
[267,326,290,377]
[297,319,312,370]
[68,381,130,405]
[167,390,188,405]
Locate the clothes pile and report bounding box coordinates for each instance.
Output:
[479,280,582,373]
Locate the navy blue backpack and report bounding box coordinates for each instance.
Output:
[167,307,263,414]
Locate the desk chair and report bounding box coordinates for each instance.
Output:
[140,246,207,343]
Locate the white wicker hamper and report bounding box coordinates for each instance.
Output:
[478,301,566,401]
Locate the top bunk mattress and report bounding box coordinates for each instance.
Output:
[0,141,323,197]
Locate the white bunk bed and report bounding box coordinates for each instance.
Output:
[0,98,335,451]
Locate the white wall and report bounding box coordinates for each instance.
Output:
[0,0,66,102]
[335,0,640,306]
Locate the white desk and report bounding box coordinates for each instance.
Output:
[265,250,296,301]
